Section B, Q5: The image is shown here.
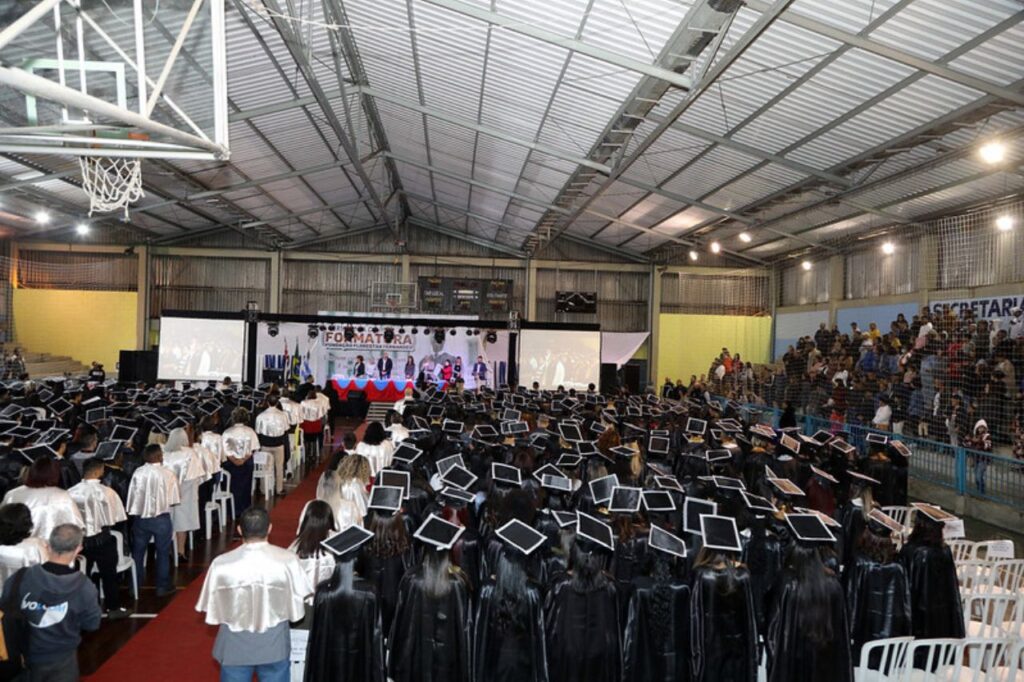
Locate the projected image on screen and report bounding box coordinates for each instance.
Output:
[158,317,245,381]
[518,329,601,391]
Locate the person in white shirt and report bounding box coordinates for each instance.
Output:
[871,396,893,431]
[316,454,370,530]
[354,422,394,477]
[0,502,48,583]
[195,507,313,680]
[126,444,181,597]
[68,458,129,617]
[162,428,207,562]
[1010,307,1024,341]
[288,500,337,590]
[300,388,329,463]
[222,407,261,517]
[256,395,291,496]
[2,458,83,541]
[386,411,409,445]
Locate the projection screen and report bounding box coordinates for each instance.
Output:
[158,316,245,381]
[517,329,601,391]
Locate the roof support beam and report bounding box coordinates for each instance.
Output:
[408,217,527,258]
[419,0,695,91]
[281,224,389,250]
[744,0,1024,107]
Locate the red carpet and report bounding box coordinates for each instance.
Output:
[85,426,360,681]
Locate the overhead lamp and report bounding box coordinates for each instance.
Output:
[710,241,721,254]
[34,210,50,224]
[75,223,89,235]
[738,232,752,243]
[996,215,1015,232]
[881,241,895,255]
[688,250,698,261]
[307,324,319,340]
[801,260,812,271]
[267,323,279,338]
[979,141,1006,165]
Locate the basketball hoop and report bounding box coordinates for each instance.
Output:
[78,131,147,219]
[386,296,400,311]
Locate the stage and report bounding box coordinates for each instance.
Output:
[329,376,414,402]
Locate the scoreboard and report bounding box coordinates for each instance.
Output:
[418,276,513,316]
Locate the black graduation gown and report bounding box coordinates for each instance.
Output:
[689,566,758,682]
[741,525,783,635]
[898,542,965,639]
[357,548,414,640]
[304,574,386,682]
[622,578,690,682]
[473,581,548,682]
[842,555,912,661]
[765,571,852,682]
[543,577,620,682]
[388,569,473,682]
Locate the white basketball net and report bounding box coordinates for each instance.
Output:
[78,156,145,219]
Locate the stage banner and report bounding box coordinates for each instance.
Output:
[256,322,507,391]
[929,294,1024,325]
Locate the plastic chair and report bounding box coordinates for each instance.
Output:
[990,559,1024,595]
[854,636,912,682]
[903,638,961,682]
[213,470,235,524]
[882,506,913,530]
[963,593,1021,639]
[956,638,1012,682]
[204,500,223,540]
[975,540,1016,562]
[989,639,1024,682]
[251,450,275,500]
[143,533,178,567]
[957,560,999,595]
[95,530,139,602]
[950,539,978,563]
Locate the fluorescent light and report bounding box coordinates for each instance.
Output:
[710,241,721,254]
[688,250,698,261]
[75,223,90,236]
[996,215,1015,232]
[34,210,50,224]
[738,232,752,243]
[881,241,895,255]
[801,260,812,271]
[979,141,1006,164]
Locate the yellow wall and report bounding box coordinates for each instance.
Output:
[13,289,138,371]
[657,313,771,383]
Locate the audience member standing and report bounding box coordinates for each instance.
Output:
[256,395,291,497]
[2,458,84,541]
[126,444,181,598]
[222,408,261,517]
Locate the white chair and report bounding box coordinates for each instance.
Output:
[213,470,236,524]
[964,593,1021,639]
[989,559,1024,596]
[955,638,1012,682]
[252,450,275,501]
[957,560,999,595]
[142,533,179,567]
[855,636,912,682]
[975,541,1016,562]
[882,506,913,530]
[93,530,138,602]
[990,638,1024,681]
[950,539,978,563]
[204,500,223,540]
[902,638,961,682]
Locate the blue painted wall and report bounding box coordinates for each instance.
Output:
[836,302,920,336]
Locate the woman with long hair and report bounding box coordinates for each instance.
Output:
[317,454,371,529]
[689,545,758,682]
[473,535,547,682]
[290,499,338,588]
[356,422,394,476]
[357,508,414,639]
[544,529,620,682]
[1,458,83,540]
[898,510,964,641]
[162,427,206,561]
[765,539,852,682]
[389,527,473,682]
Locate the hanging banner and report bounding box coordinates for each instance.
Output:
[255,322,508,399]
[929,294,1024,325]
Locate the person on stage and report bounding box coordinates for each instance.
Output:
[471,355,487,388]
[127,443,181,597]
[453,356,463,381]
[354,356,367,378]
[440,360,454,386]
[378,352,393,380]
[404,356,416,380]
[196,507,313,681]
[68,458,129,619]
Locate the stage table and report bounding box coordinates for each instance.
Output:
[330,377,414,402]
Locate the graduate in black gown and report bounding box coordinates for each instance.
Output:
[304,525,386,682]
[622,525,691,682]
[898,507,964,641]
[765,514,852,682]
[842,512,911,666]
[689,516,758,682]
[358,507,415,640]
[473,519,548,682]
[543,513,621,682]
[388,514,474,682]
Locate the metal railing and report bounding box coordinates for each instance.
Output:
[721,400,1024,510]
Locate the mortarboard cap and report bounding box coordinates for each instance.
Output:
[610,445,636,459]
[48,398,73,416]
[472,424,498,440]
[367,485,404,514]
[377,470,411,500]
[110,425,138,442]
[867,508,903,535]
[436,453,465,476]
[810,465,838,484]
[588,473,619,505]
[440,487,475,505]
[94,441,123,461]
[830,438,856,455]
[647,436,669,454]
[685,417,707,434]
[911,502,957,524]
[541,473,573,492]
[552,510,576,528]
[741,490,777,514]
[654,475,684,493]
[683,497,717,535]
[18,444,57,463]
[500,420,529,435]
[712,475,746,491]
[649,525,687,558]
[392,443,423,466]
[85,407,106,424]
[320,525,374,558]
[641,490,676,512]
[847,470,881,486]
[767,477,805,497]
[413,514,465,550]
[608,486,642,514]
[785,513,836,544]
[700,514,742,552]
[491,463,522,487]
[705,449,732,463]
[555,453,582,468]
[442,419,464,435]
[558,422,583,443]
[576,512,614,551]
[865,432,889,445]
[495,519,546,556]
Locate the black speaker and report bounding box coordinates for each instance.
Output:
[261,369,284,386]
[599,363,618,394]
[623,362,642,394]
[118,350,158,384]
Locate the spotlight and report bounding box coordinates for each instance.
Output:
[343,325,355,342]
[979,141,1006,165]
[434,328,445,343]
[688,250,698,261]
[738,232,752,243]
[307,324,319,339]
[801,260,812,271]
[328,324,337,332]
[449,329,457,336]
[485,330,497,344]
[996,215,1015,232]
[466,329,472,336]
[318,324,327,332]
[710,241,721,254]
[423,328,431,335]
[383,327,395,343]
[473,329,480,336]
[881,241,895,255]
[357,326,365,333]
[267,323,279,338]
[398,327,405,334]
[35,210,50,224]
[75,223,89,236]
[371,326,379,333]
[411,327,418,334]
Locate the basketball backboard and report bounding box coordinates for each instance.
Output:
[0,0,229,161]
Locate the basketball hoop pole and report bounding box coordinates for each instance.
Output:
[0,0,62,52]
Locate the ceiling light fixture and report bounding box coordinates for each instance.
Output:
[75,223,89,236]
[710,241,721,254]
[996,215,1015,232]
[881,241,895,255]
[34,210,50,224]
[801,260,812,271]
[978,141,1006,165]
[738,232,752,243]
[688,250,698,261]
